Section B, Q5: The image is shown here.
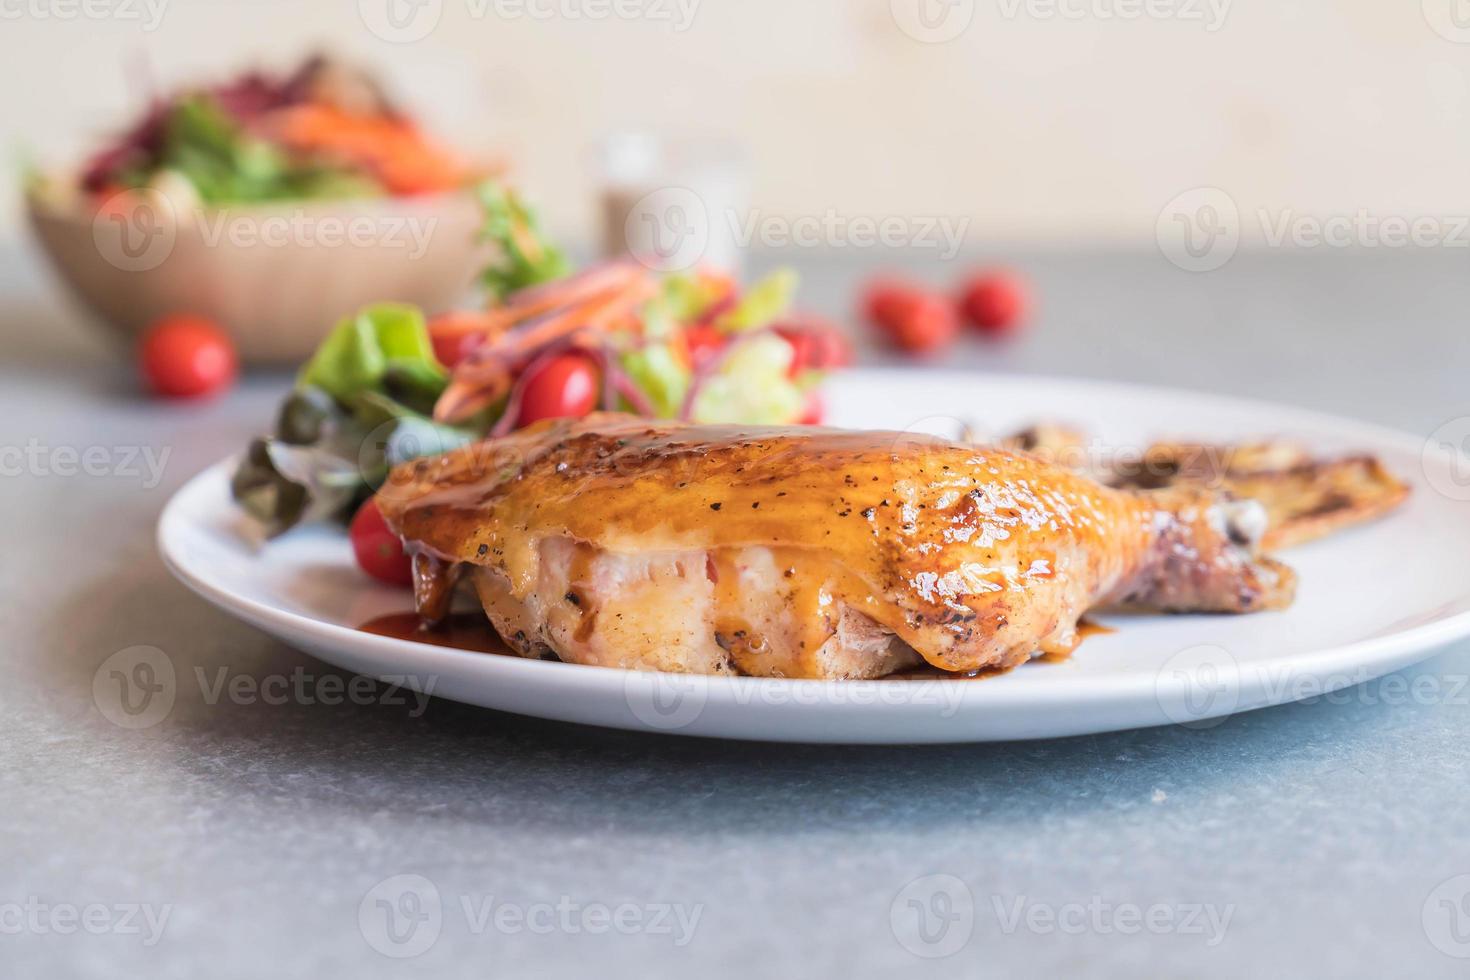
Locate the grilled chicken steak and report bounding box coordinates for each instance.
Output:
[378,415,1295,679]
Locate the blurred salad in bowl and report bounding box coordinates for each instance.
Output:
[54,53,476,209]
[232,180,852,536]
[24,54,493,365]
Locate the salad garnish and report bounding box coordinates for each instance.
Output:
[73,54,474,207]
[231,179,850,536]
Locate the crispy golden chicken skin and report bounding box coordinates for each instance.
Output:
[377,415,1294,679]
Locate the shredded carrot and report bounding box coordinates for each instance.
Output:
[272,104,469,195]
[508,277,657,352]
[427,310,510,342]
[433,275,658,423]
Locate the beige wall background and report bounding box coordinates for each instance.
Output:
[3,0,1469,249]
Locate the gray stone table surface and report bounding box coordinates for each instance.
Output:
[4,242,1470,978]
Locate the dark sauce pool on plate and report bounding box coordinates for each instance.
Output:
[359,611,511,655]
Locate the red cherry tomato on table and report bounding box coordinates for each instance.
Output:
[959,270,1030,337]
[868,289,958,355]
[863,279,921,326]
[349,498,413,587]
[516,353,601,427]
[138,314,237,399]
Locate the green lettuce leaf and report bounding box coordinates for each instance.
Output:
[620,342,690,417]
[691,334,802,424]
[716,268,798,333]
[657,271,728,323]
[297,303,445,405]
[155,96,380,205]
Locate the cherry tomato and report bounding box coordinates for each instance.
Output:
[776,328,817,378]
[862,279,919,326]
[959,270,1030,337]
[869,290,958,355]
[776,317,853,376]
[349,498,413,587]
[517,353,601,427]
[428,312,493,368]
[431,330,484,369]
[682,324,727,367]
[138,314,237,399]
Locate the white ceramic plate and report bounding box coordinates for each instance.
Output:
[158,370,1470,743]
